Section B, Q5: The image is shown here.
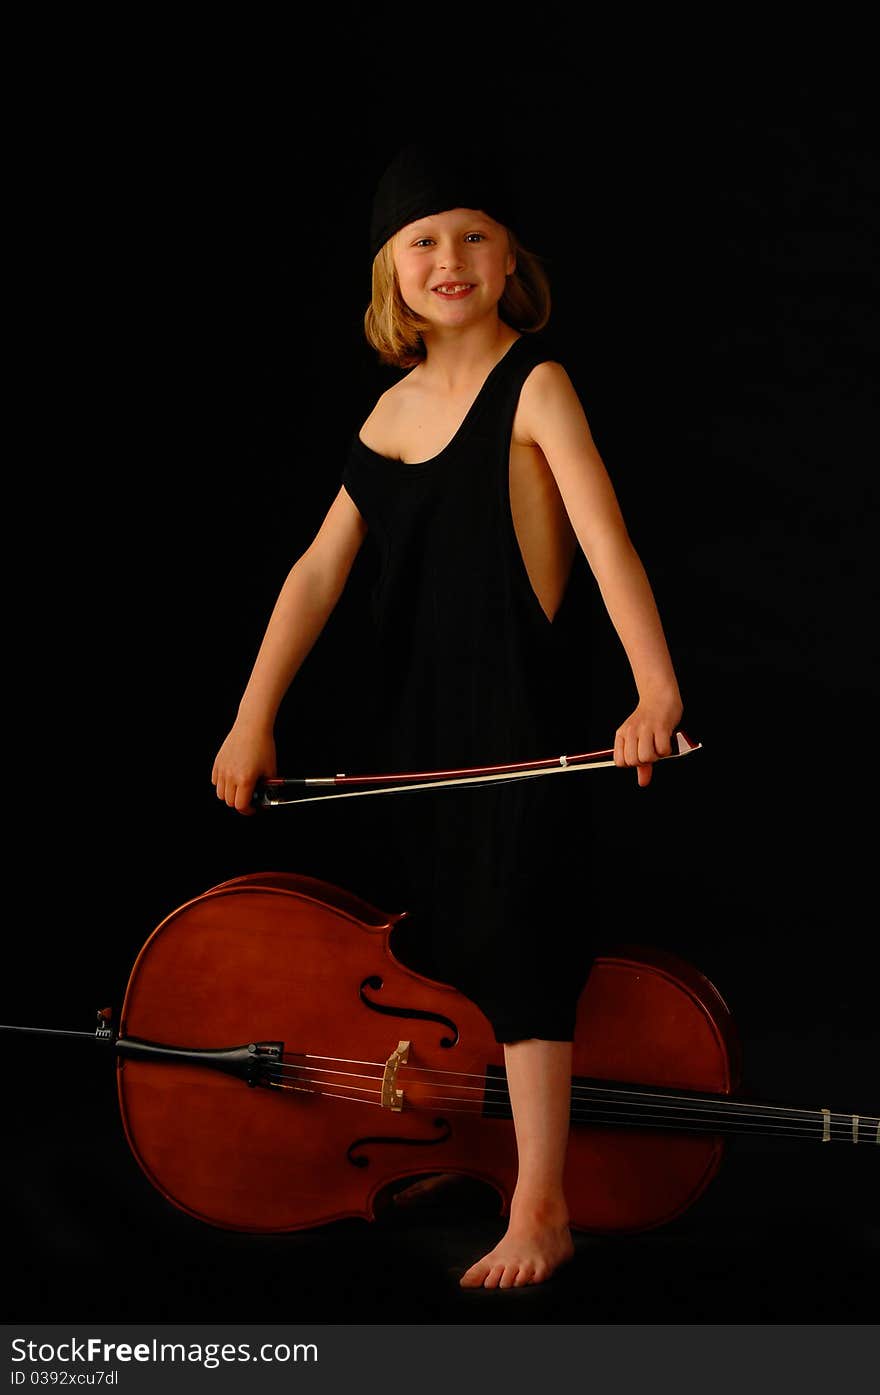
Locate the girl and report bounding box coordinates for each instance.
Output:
[212,141,684,1290]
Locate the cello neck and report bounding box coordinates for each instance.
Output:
[481,1070,879,1147]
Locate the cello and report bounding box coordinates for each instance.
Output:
[4,735,875,1236]
[106,867,877,1235]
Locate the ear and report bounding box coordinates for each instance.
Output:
[504,229,517,277]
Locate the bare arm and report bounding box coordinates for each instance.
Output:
[519,362,683,785]
[212,485,368,812]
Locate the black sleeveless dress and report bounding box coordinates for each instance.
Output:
[341,334,596,1043]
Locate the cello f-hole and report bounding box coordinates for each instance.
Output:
[358,976,460,1048]
[347,1118,453,1168]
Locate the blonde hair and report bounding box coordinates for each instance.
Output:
[364,230,552,369]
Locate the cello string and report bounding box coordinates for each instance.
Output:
[271,1061,470,1087]
[263,1060,866,1130]
[506,1105,834,1137]
[303,1051,398,1068]
[261,1082,852,1140]
[297,1053,808,1116]
[264,1062,873,1134]
[272,1075,382,1100]
[290,1053,851,1121]
[567,1084,840,1120]
[266,1075,382,1104]
[479,1106,830,1138]
[264,1072,871,1139]
[260,1069,864,1138]
[271,1063,389,1088]
[261,1061,871,1138]
[277,1086,382,1107]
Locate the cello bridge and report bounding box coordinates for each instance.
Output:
[381,1040,410,1111]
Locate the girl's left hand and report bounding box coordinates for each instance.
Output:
[614,699,684,787]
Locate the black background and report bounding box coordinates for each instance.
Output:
[4,26,877,1332]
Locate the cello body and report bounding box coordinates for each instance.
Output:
[118,871,742,1235]
[117,871,741,1235]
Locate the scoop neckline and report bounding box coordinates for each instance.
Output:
[355,335,527,468]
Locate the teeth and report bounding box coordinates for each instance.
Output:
[435,284,472,294]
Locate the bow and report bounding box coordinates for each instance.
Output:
[252,730,702,808]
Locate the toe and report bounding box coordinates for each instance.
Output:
[460,1262,489,1289]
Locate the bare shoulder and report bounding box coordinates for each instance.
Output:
[515,358,596,456]
[358,375,416,454]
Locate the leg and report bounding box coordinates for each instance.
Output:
[459,1038,575,1289]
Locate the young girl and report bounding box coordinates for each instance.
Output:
[212,141,684,1291]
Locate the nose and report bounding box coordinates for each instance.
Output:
[436,238,466,271]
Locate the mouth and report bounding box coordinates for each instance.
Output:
[431,282,476,299]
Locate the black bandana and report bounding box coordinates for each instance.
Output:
[369,141,520,260]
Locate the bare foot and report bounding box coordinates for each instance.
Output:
[459,1208,574,1289]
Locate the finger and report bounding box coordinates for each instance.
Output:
[637,762,653,788]
[637,731,659,766]
[655,728,673,757]
[234,780,257,815]
[614,730,626,767]
[624,734,642,768]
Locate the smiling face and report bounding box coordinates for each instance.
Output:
[392,207,516,331]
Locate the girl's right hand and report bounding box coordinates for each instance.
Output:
[211,721,277,815]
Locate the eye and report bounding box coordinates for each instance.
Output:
[465,232,486,242]
[413,237,434,247]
